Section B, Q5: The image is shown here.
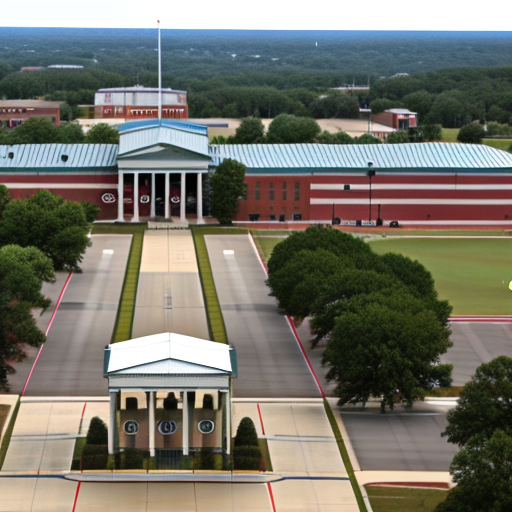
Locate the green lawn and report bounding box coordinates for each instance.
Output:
[369,237,512,315]
[366,486,448,512]
[483,138,512,151]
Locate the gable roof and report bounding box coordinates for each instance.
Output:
[118,120,210,158]
[105,332,232,377]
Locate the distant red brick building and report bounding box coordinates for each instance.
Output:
[0,100,63,128]
[94,86,188,121]
[373,109,418,131]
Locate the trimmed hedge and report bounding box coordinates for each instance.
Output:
[233,445,261,470]
[200,448,215,469]
[81,444,108,470]
[86,416,108,445]
[234,417,259,447]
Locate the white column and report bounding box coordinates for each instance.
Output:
[165,172,170,219]
[196,173,204,224]
[150,172,156,218]
[117,173,124,222]
[148,391,155,457]
[108,390,117,455]
[225,389,231,455]
[180,172,186,221]
[132,173,140,222]
[182,390,189,455]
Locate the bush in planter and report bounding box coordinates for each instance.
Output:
[233,445,261,470]
[163,392,178,410]
[81,444,108,470]
[86,416,108,445]
[122,448,145,469]
[234,417,259,447]
[200,447,215,469]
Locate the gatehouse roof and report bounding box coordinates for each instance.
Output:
[104,332,233,377]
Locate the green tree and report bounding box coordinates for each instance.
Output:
[210,158,247,225]
[267,249,354,318]
[0,190,91,270]
[7,117,60,144]
[401,90,434,120]
[421,124,443,141]
[58,122,86,143]
[435,430,512,512]
[457,123,486,143]
[316,130,353,144]
[0,184,10,221]
[442,356,512,447]
[0,245,55,391]
[266,114,320,143]
[354,133,381,144]
[85,123,119,144]
[322,292,452,409]
[231,117,265,143]
[386,131,409,143]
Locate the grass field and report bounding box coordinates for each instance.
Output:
[368,237,512,315]
[366,486,448,512]
[483,138,512,151]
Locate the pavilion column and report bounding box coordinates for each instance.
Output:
[132,173,140,222]
[108,390,117,455]
[196,173,204,224]
[150,172,156,218]
[180,172,186,221]
[165,172,170,219]
[117,173,124,222]
[148,391,155,457]
[221,389,231,455]
[182,390,189,455]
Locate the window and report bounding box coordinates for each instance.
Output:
[255,181,260,200]
[294,181,300,201]
[269,182,274,200]
[282,182,287,200]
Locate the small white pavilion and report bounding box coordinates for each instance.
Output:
[104,333,236,460]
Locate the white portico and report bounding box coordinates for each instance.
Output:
[116,120,211,223]
[104,332,235,460]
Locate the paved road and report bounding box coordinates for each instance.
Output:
[132,230,209,340]
[444,321,512,386]
[205,235,320,399]
[22,235,132,396]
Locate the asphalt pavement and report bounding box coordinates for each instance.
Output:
[21,235,132,396]
[205,235,321,399]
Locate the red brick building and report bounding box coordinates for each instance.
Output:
[94,87,188,121]
[2,121,512,227]
[372,109,418,131]
[0,100,63,128]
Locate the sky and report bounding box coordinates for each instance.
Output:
[2,0,512,31]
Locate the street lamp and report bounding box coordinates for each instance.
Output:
[367,161,376,223]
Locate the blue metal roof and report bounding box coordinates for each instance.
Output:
[210,143,512,171]
[119,119,208,136]
[0,144,118,169]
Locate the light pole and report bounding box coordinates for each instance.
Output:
[367,161,375,223]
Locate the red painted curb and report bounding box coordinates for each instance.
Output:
[71,481,81,512]
[267,482,277,512]
[257,403,266,435]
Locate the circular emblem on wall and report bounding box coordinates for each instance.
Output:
[101,192,116,204]
[157,420,177,435]
[140,195,150,204]
[171,195,180,204]
[197,420,215,434]
[123,420,139,435]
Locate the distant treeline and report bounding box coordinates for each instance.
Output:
[1,29,512,125]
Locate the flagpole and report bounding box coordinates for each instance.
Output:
[157,20,162,124]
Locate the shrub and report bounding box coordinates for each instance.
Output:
[163,393,178,410]
[200,448,215,469]
[234,417,259,447]
[457,123,486,143]
[233,445,261,470]
[86,416,108,445]
[81,444,108,470]
[122,448,145,469]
